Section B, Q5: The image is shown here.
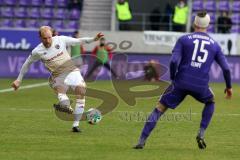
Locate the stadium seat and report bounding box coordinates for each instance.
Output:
[40,19,51,26]
[217,1,230,11]
[18,0,29,6]
[1,7,14,18]
[203,1,216,12]
[65,20,79,29]
[207,24,215,33]
[14,19,25,28]
[69,9,80,20]
[54,8,66,19]
[31,0,43,7]
[57,0,67,7]
[51,20,64,30]
[28,8,41,18]
[191,12,198,22]
[25,19,39,28]
[0,19,13,28]
[192,0,203,11]
[44,0,55,7]
[2,0,16,5]
[231,13,240,24]
[41,8,54,19]
[231,25,240,33]
[208,12,216,24]
[232,1,240,12]
[14,7,27,18]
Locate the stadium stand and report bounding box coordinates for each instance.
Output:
[0,0,80,30]
[0,0,239,33]
[192,0,240,33]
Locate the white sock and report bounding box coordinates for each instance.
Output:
[57,93,69,102]
[73,99,85,127]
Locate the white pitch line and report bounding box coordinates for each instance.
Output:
[0,108,239,117]
[0,82,48,93]
[115,111,240,117]
[0,108,51,112]
[190,112,240,116]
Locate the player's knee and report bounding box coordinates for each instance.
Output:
[75,86,86,96]
[156,102,168,113]
[205,97,215,104]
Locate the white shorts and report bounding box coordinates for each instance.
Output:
[49,70,86,91]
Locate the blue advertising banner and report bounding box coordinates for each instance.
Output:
[0,49,240,82]
[0,50,50,78]
[0,30,73,50]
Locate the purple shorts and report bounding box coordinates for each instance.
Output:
[159,84,214,109]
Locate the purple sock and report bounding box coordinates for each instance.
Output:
[200,102,215,131]
[139,108,163,144]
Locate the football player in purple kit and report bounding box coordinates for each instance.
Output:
[134,11,233,149]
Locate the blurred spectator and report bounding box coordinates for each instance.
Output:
[217,12,232,33]
[70,31,85,58]
[172,0,189,32]
[52,28,59,36]
[144,60,160,82]
[70,31,85,67]
[149,7,161,31]
[68,0,84,11]
[116,0,132,31]
[161,3,173,31]
[85,37,118,79]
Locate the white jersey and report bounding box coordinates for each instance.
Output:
[17,36,94,81]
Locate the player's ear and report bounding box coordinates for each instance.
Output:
[38,30,42,37]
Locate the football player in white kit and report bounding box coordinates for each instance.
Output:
[11,26,104,132]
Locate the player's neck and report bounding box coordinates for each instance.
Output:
[194,29,207,33]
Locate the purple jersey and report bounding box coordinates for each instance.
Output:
[170,32,231,91]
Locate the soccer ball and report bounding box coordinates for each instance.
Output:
[86,108,102,124]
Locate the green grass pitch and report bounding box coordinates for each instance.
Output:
[0,79,239,160]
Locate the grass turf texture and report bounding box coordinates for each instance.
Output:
[0,79,239,160]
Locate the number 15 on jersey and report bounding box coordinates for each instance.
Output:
[191,39,210,68]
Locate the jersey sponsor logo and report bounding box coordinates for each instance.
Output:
[55,44,60,49]
[46,52,64,61]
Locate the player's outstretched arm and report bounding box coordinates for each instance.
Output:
[11,80,21,91]
[62,33,104,46]
[94,32,104,41]
[11,55,36,91]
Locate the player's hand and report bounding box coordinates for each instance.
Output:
[11,80,21,91]
[224,88,232,99]
[94,32,104,41]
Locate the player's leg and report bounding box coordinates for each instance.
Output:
[192,88,215,149]
[103,62,118,78]
[53,86,73,113]
[64,70,87,132]
[72,85,86,132]
[134,84,187,149]
[134,102,167,149]
[49,76,73,113]
[85,61,102,79]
